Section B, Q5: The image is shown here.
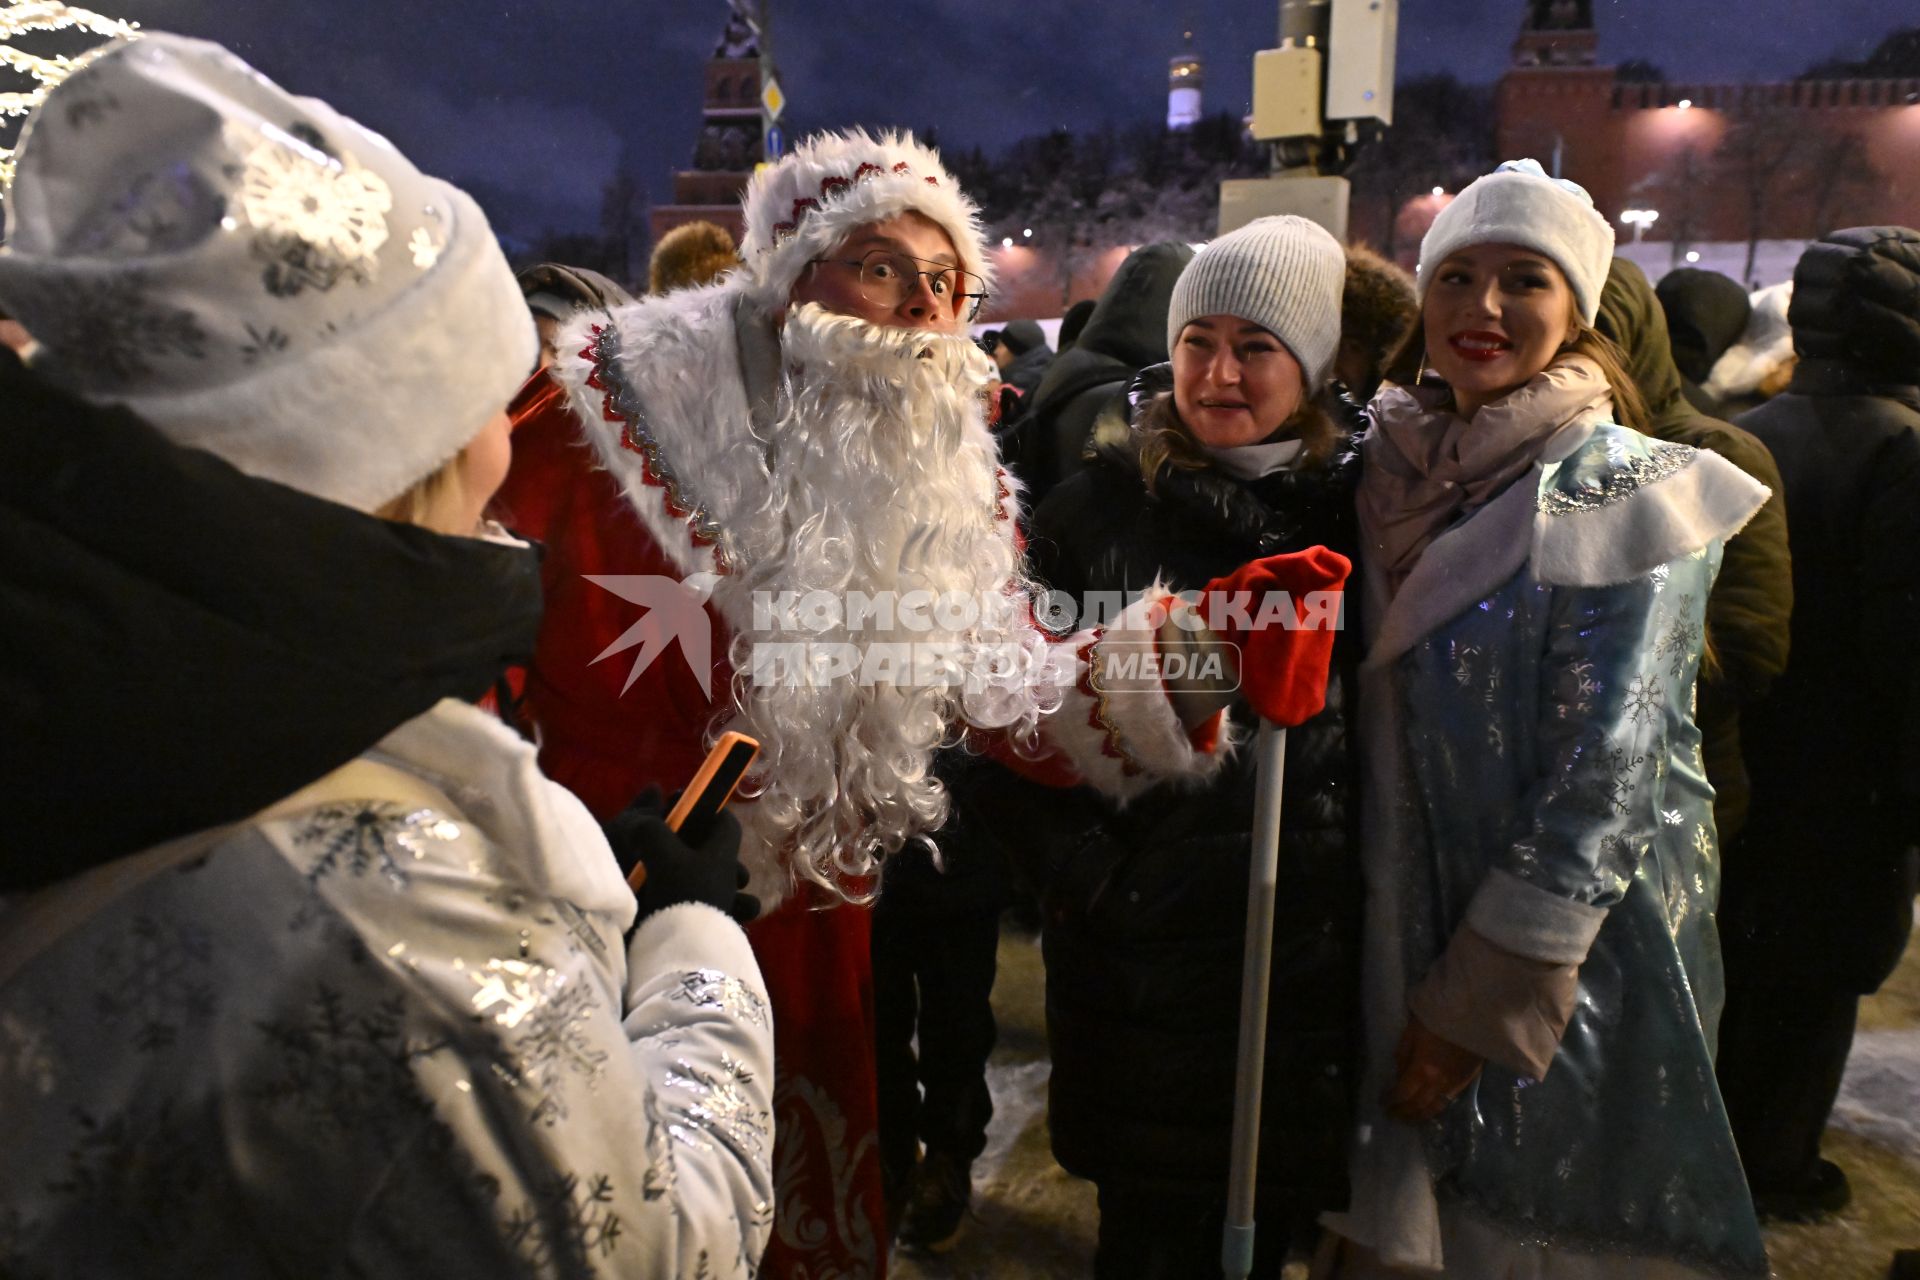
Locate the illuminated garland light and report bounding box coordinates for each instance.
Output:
[1,0,141,186]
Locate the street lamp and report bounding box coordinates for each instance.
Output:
[1620,209,1660,243]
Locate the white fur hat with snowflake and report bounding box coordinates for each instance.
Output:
[0,33,535,513]
[738,129,991,305]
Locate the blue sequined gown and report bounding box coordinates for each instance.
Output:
[1328,421,1773,1278]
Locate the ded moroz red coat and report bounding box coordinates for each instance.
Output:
[495,278,1232,1278]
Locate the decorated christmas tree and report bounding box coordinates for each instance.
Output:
[1,0,139,187]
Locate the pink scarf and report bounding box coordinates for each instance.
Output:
[1357,357,1613,596]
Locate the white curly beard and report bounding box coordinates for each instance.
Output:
[709,303,1064,905]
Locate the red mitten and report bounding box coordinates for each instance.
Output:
[1200,545,1351,727]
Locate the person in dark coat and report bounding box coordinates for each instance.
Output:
[1657,265,1752,415]
[1596,257,1793,843]
[0,342,544,887]
[1332,244,1419,404]
[993,316,1055,398]
[1025,217,1360,1278]
[1000,240,1195,506]
[871,748,1013,1252]
[1721,225,1920,1221]
[1056,297,1097,351]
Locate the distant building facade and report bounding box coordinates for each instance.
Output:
[1496,4,1920,277]
[649,12,766,245]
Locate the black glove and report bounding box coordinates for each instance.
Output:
[604,787,761,925]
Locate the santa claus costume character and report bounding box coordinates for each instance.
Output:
[496,130,1347,1277]
[0,34,775,1276]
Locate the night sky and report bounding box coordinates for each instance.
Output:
[27,0,1917,242]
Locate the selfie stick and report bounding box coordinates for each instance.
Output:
[1223,718,1288,1280]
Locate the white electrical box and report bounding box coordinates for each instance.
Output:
[1326,0,1398,125]
[1249,46,1322,141]
[1218,175,1351,242]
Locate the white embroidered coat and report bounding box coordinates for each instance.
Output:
[0,699,774,1278]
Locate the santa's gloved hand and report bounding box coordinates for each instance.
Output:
[604,788,760,925]
[1199,545,1351,728]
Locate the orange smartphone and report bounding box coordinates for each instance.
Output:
[629,732,760,890]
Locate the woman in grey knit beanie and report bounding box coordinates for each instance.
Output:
[1022,213,1362,1279]
[1156,215,1349,465]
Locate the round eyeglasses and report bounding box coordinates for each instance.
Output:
[809,250,989,322]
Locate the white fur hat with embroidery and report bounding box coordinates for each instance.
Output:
[738,128,991,305]
[1416,158,1615,325]
[0,32,535,513]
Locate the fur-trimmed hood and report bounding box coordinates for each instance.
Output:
[1704,281,1794,403]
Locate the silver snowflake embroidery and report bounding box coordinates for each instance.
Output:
[408,226,441,269]
[1648,563,1671,591]
[91,915,216,1053]
[668,969,769,1029]
[471,957,556,1030]
[1450,643,1481,689]
[1623,673,1665,727]
[8,271,207,386]
[293,804,461,895]
[503,1171,623,1270]
[1653,597,1702,680]
[641,1081,681,1204]
[240,323,290,364]
[664,1053,770,1164]
[1557,660,1601,720]
[469,959,607,1130]
[1592,745,1648,816]
[1663,809,1685,826]
[240,133,393,297]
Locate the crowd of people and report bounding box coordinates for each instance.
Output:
[1,29,1916,1280]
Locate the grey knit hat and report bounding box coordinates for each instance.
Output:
[1166,215,1347,389]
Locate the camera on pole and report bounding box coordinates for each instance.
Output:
[1219,0,1400,240]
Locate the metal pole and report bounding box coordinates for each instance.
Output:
[1222,719,1289,1279]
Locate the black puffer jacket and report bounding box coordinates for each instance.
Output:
[1734,227,1920,992]
[1021,368,1363,1221]
[0,348,545,885]
[1000,242,1195,507]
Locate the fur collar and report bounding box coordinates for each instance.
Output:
[553,281,772,585]
[1364,423,1769,668]
[551,284,1025,627]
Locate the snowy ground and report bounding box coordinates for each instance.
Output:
[895,923,1920,1280]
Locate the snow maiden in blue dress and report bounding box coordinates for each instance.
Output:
[1324,161,1773,1278]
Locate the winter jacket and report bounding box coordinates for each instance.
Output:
[1733,225,1920,993]
[0,698,776,1277]
[0,348,543,887]
[1597,257,1793,841]
[1000,241,1195,507]
[996,318,1055,400]
[1656,266,1751,414]
[1021,367,1362,1224]
[1000,339,1055,401]
[1331,384,1772,1277]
